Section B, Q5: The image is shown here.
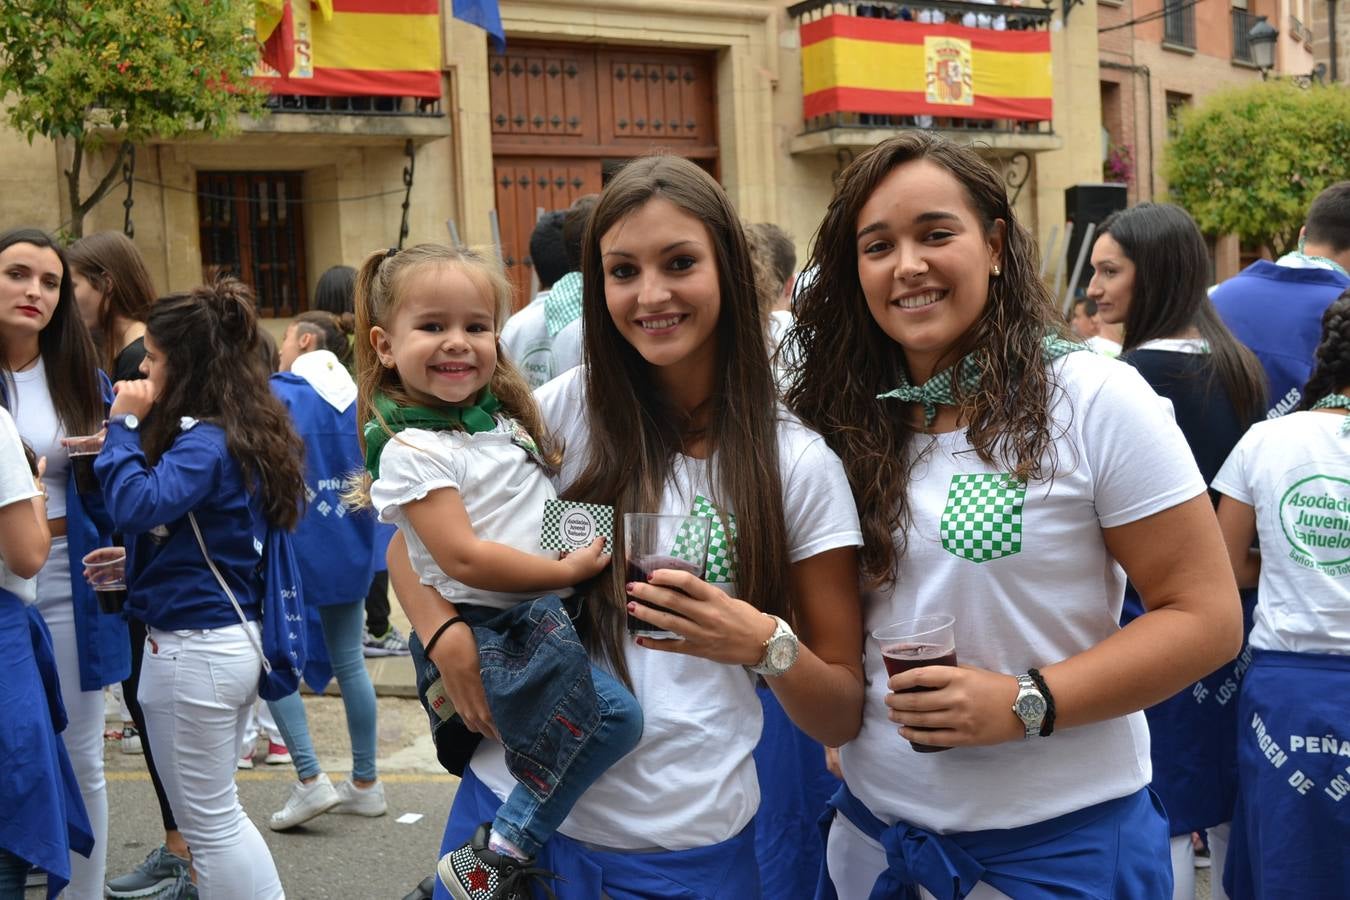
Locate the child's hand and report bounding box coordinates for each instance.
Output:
[109,379,157,419]
[560,537,610,582]
[430,623,500,741]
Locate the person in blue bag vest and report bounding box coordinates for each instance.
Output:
[1213,287,1350,900]
[786,134,1243,900]
[94,277,306,900]
[0,400,94,899]
[0,228,122,900]
[1210,181,1350,418]
[265,310,386,832]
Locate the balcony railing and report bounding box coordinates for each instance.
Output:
[264,95,443,117]
[1163,0,1196,49]
[1232,9,1258,63]
[789,0,1055,139]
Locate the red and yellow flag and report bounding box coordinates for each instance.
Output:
[801,15,1052,122]
[256,0,441,99]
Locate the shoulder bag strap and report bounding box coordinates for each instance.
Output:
[187,511,271,674]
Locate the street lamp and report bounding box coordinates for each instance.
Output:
[1248,16,1278,75]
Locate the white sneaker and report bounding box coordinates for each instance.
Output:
[332,779,388,817]
[268,773,340,831]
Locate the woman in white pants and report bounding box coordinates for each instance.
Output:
[0,228,124,900]
[94,278,306,899]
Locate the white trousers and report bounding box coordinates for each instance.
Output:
[35,537,107,900]
[139,622,284,900]
[825,813,1012,900]
[1168,824,1232,900]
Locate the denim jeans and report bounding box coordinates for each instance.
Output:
[267,600,378,782]
[439,596,643,858]
[0,850,27,900]
[140,623,283,900]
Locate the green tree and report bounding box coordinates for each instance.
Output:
[0,0,265,237]
[1164,81,1350,257]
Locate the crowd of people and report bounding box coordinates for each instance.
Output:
[0,137,1346,900]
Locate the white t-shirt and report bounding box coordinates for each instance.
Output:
[550,318,583,381]
[369,417,569,609]
[0,406,40,603]
[839,351,1207,834]
[1212,410,1350,655]
[500,293,556,390]
[9,359,69,518]
[472,366,863,850]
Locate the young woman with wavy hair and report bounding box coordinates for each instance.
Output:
[95,277,304,899]
[1089,202,1267,896]
[0,227,119,899]
[786,133,1243,898]
[389,156,864,898]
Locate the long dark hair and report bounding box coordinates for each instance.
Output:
[66,231,156,374]
[0,228,104,434]
[1099,203,1266,421]
[568,155,791,685]
[143,277,305,529]
[785,132,1064,588]
[1298,288,1350,408]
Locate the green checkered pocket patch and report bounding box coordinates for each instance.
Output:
[940,474,1026,564]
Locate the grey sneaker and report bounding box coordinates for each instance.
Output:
[161,868,198,900]
[332,779,387,817]
[363,625,411,656]
[104,844,190,898]
[268,772,340,831]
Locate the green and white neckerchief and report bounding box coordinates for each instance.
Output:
[877,334,1084,426]
[363,389,501,478]
[545,271,584,337]
[1311,394,1350,436]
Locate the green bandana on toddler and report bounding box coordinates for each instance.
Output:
[878,334,1083,426]
[1311,394,1350,436]
[363,389,501,478]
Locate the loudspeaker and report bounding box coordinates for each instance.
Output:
[1064,184,1127,297]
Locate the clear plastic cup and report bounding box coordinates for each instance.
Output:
[66,434,103,495]
[83,547,127,614]
[872,615,957,753]
[623,513,710,639]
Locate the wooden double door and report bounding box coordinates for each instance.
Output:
[490,41,718,306]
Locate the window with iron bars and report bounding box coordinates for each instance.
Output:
[1164,0,1197,48]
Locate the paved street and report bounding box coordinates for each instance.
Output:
[38,692,455,900]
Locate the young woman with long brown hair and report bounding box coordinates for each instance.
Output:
[786,133,1243,898]
[1089,202,1268,897]
[389,156,865,897]
[95,277,305,899]
[0,227,120,900]
[66,231,155,382]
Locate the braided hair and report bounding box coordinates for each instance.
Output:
[1298,288,1350,409]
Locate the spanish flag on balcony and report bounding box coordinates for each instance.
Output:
[801,15,1052,122]
[255,0,441,99]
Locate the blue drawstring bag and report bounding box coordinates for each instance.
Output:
[190,512,306,701]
